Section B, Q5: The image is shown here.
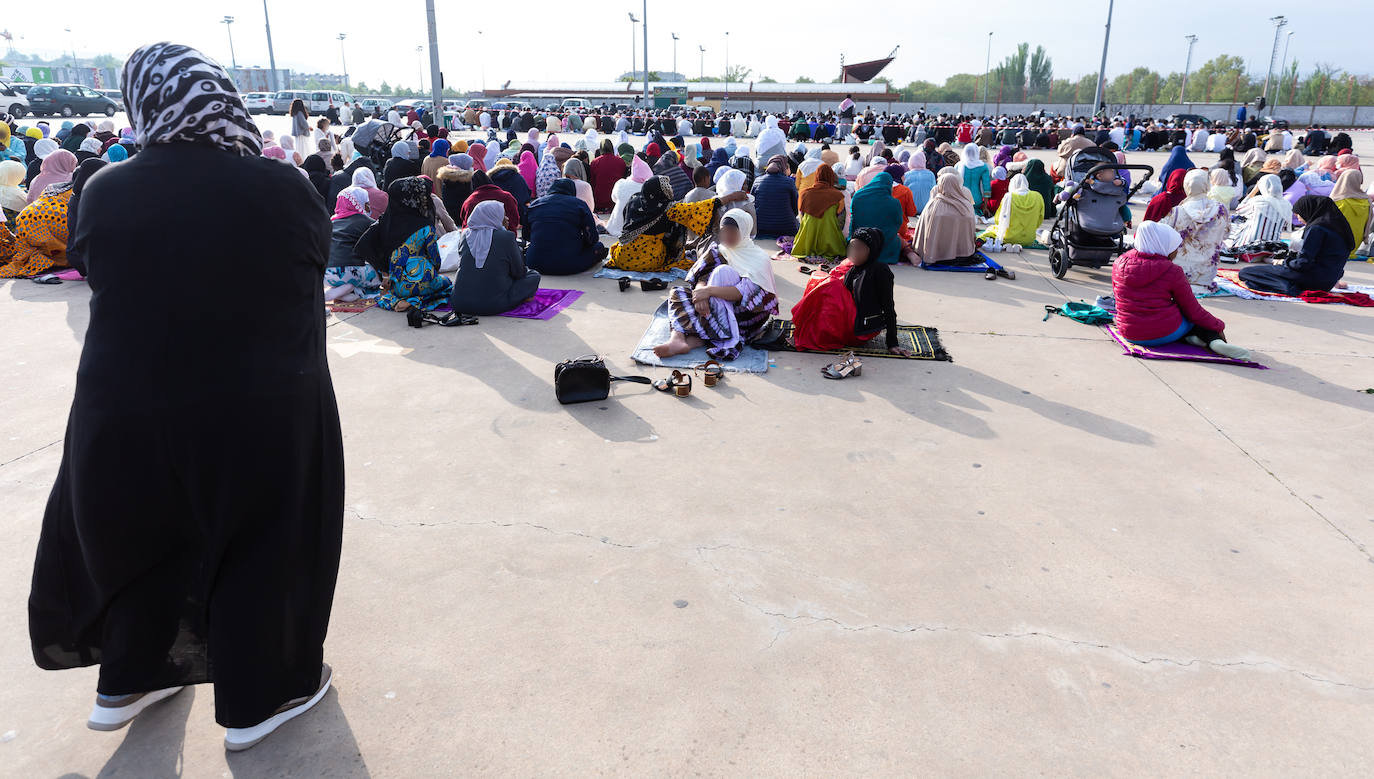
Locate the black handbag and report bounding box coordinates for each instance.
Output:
[554,356,651,404]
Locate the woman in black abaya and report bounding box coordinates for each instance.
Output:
[28,42,344,752]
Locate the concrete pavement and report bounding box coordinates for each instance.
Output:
[2,135,1373,777]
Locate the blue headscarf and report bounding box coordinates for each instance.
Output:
[428,138,451,159]
[1157,145,1195,187]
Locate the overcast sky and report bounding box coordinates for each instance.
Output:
[8,1,1370,92]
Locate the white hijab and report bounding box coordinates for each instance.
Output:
[1133,221,1182,256]
[1177,168,1222,222]
[994,174,1032,240]
[606,177,643,238]
[717,208,775,295]
[959,143,985,170]
[1239,173,1293,225]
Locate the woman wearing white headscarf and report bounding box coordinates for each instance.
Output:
[1227,173,1291,250]
[448,199,540,315]
[731,114,747,137]
[754,121,787,168]
[711,167,757,239]
[978,173,1043,250]
[1161,168,1230,292]
[954,143,991,215]
[746,115,762,138]
[605,156,653,238]
[653,207,779,361]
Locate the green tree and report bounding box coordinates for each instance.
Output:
[724,64,752,83]
[1186,55,1253,103]
[379,80,392,95]
[796,76,815,84]
[1027,46,1053,100]
[992,43,1030,101]
[759,75,777,83]
[354,81,370,94]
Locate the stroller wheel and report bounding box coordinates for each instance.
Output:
[1049,245,1072,279]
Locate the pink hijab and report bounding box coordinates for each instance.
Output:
[517,150,538,192]
[468,142,487,172]
[27,149,77,204]
[856,162,888,189]
[1336,153,1361,174]
[630,155,653,183]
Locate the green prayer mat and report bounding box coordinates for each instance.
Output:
[771,321,952,361]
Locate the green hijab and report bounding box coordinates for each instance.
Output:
[1022,158,1055,215]
[617,142,635,166]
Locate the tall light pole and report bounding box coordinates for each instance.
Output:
[425,0,442,117]
[222,17,237,69]
[1092,0,1115,116]
[641,0,649,103]
[64,27,74,69]
[628,13,638,83]
[337,33,348,89]
[1261,15,1287,111]
[262,0,279,91]
[1275,30,1294,113]
[1179,34,1197,103]
[698,45,705,81]
[724,31,730,83]
[982,31,992,115]
[416,45,424,93]
[671,33,678,80]
[478,30,485,92]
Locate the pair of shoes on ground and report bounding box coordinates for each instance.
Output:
[87,663,332,753]
[1184,334,1251,360]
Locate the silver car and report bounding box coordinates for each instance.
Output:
[270,90,311,115]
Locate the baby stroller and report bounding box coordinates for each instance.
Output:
[353,119,415,169]
[1046,147,1153,278]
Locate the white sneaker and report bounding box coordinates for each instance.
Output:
[1208,340,1251,360]
[87,686,185,731]
[224,664,332,752]
[1006,244,1023,253]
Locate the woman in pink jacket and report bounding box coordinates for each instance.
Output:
[1111,221,1251,360]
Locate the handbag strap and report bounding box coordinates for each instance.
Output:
[609,375,652,385]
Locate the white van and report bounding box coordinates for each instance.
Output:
[560,98,591,111]
[309,91,353,115]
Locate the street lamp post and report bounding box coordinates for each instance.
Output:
[724,31,730,84]
[671,33,678,80]
[1276,30,1294,113]
[416,45,424,93]
[1261,15,1287,111]
[424,0,441,119]
[337,33,348,89]
[1092,0,1115,116]
[262,0,279,91]
[222,17,237,69]
[1179,34,1197,104]
[64,27,74,69]
[982,31,992,116]
[698,45,705,81]
[628,13,638,84]
[641,0,649,104]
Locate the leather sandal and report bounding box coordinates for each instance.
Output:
[694,360,724,387]
[821,352,862,380]
[653,370,693,397]
[640,279,668,291]
[618,277,632,292]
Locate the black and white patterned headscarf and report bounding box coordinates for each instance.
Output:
[121,42,262,157]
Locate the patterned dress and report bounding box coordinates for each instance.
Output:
[377,226,453,311]
[0,188,71,278]
[667,246,779,360]
[1162,198,1230,293]
[606,197,716,273]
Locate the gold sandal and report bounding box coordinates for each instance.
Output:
[653,370,693,397]
[694,360,724,387]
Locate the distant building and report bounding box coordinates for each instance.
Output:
[227,67,293,93]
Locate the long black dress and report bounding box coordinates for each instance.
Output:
[28,142,345,729]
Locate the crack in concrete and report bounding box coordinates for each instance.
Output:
[728,592,1374,692]
[0,438,62,470]
[345,505,638,548]
[696,546,1372,692]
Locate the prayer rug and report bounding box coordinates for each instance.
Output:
[919,252,1004,273]
[499,289,582,320]
[770,320,952,361]
[1215,268,1374,304]
[592,265,688,283]
[326,298,377,313]
[630,301,770,373]
[1103,324,1267,369]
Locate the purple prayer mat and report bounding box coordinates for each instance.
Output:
[1103,325,1267,369]
[435,289,583,320]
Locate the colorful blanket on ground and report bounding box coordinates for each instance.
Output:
[1215,268,1374,305]
[630,301,770,373]
[592,265,688,283]
[1103,324,1267,369]
[771,320,952,361]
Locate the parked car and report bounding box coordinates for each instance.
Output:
[270,90,312,115]
[26,84,118,117]
[390,99,432,117]
[1166,113,1213,128]
[1260,116,1290,130]
[308,91,353,115]
[240,92,272,113]
[358,98,391,114]
[560,98,592,111]
[0,80,30,118]
[98,89,125,111]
